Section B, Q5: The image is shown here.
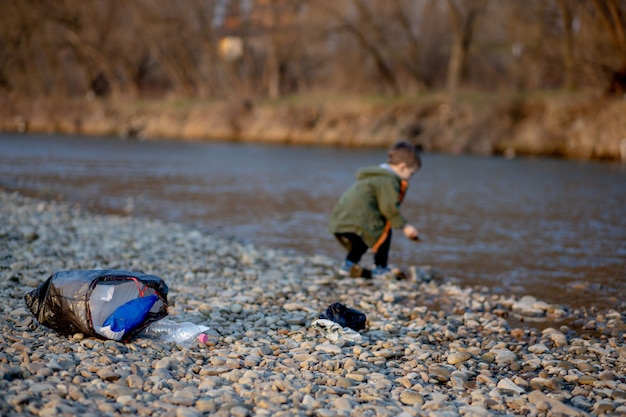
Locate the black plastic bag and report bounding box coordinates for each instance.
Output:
[24,269,168,342]
[320,302,367,331]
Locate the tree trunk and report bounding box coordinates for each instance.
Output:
[557,0,575,90]
[445,0,485,95]
[312,0,400,95]
[591,0,626,93]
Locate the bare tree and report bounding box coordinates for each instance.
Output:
[310,0,404,94]
[247,0,308,98]
[2,0,624,99]
[445,0,487,95]
[26,0,129,97]
[556,0,575,90]
[589,0,626,94]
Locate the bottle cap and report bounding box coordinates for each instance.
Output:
[197,333,209,344]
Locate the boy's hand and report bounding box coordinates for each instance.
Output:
[402,224,419,241]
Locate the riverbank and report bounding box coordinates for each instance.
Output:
[1,189,625,416]
[1,92,625,162]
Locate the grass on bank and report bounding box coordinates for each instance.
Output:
[1,90,623,161]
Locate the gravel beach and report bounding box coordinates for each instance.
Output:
[1,189,625,417]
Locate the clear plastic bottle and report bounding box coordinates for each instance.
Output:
[142,318,210,347]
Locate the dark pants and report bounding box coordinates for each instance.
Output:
[334,231,392,268]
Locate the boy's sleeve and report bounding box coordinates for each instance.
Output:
[375,178,407,229]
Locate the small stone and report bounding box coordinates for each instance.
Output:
[450,375,466,389]
[396,376,412,388]
[336,377,358,388]
[459,405,492,417]
[154,358,171,370]
[579,375,597,385]
[506,397,527,411]
[497,377,525,394]
[612,390,626,400]
[96,368,120,381]
[510,328,525,339]
[47,359,64,371]
[512,296,546,317]
[333,397,352,410]
[176,408,201,417]
[127,374,144,389]
[544,378,561,391]
[230,304,243,314]
[593,400,615,414]
[196,400,217,413]
[428,365,451,382]
[448,352,472,365]
[479,353,495,363]
[550,332,568,347]
[117,395,134,405]
[598,370,615,381]
[399,390,423,406]
[9,393,32,406]
[494,349,517,365]
[576,362,595,372]
[570,396,592,411]
[168,388,197,406]
[476,374,496,386]
[345,372,366,382]
[230,406,251,417]
[528,391,584,416]
[316,343,342,354]
[528,343,549,354]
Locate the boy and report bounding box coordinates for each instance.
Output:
[328,140,421,279]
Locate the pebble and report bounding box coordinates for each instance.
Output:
[399,390,423,406]
[528,343,549,354]
[494,348,517,365]
[1,190,625,417]
[447,351,472,365]
[496,377,525,394]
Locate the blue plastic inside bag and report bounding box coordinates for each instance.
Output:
[102,294,159,334]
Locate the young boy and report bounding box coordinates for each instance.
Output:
[328,140,421,279]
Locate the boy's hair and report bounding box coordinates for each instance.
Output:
[387,141,422,168]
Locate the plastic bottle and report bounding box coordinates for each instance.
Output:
[142,318,210,347]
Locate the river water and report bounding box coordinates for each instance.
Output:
[1,133,625,315]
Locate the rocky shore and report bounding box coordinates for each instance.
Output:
[1,189,625,417]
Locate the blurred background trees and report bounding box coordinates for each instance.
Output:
[1,0,625,100]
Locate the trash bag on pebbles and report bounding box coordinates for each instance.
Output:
[312,303,367,343]
[24,269,169,342]
[320,302,367,331]
[311,319,362,343]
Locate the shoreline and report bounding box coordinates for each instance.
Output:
[2,93,625,162]
[1,189,625,416]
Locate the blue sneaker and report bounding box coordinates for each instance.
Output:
[338,260,354,276]
[372,265,393,279]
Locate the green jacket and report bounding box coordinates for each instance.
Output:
[328,165,408,249]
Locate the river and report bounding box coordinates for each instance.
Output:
[1,133,625,316]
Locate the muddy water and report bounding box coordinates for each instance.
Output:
[1,133,625,315]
